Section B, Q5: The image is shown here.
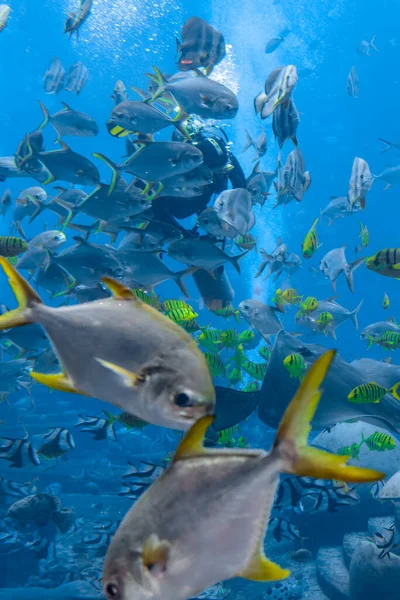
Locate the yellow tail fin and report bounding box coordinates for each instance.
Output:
[390,382,400,401]
[274,350,384,483]
[0,257,42,329]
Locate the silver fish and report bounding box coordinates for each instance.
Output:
[197,207,238,239]
[0,259,215,431]
[239,299,283,343]
[64,62,89,95]
[151,67,238,120]
[111,80,129,105]
[43,57,65,94]
[320,196,360,226]
[319,246,365,293]
[272,98,299,148]
[348,157,373,210]
[246,162,275,206]
[107,101,179,138]
[356,35,378,56]
[254,65,298,119]
[213,188,255,237]
[347,66,359,98]
[373,165,400,190]
[64,0,92,37]
[280,148,311,203]
[297,298,363,339]
[102,352,379,600]
[167,238,248,276]
[255,238,287,279]
[38,101,99,141]
[360,318,400,342]
[378,138,400,154]
[242,129,267,162]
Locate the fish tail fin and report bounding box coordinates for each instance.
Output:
[345,257,365,293]
[378,138,392,154]
[0,258,42,329]
[389,382,400,401]
[242,130,253,153]
[350,299,363,330]
[92,153,120,196]
[370,34,379,51]
[37,100,50,130]
[360,432,365,446]
[271,351,384,483]
[231,250,250,274]
[149,66,167,102]
[174,266,198,298]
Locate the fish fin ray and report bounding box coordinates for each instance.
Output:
[0,257,42,329]
[174,416,215,460]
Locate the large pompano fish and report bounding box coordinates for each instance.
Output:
[254,65,297,120]
[102,351,381,600]
[296,297,363,339]
[0,259,215,431]
[319,246,365,293]
[320,195,361,226]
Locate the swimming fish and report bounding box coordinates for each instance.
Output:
[361,431,396,451]
[0,236,28,257]
[348,382,400,404]
[0,259,215,431]
[366,248,400,279]
[176,17,226,75]
[102,351,382,600]
[254,65,298,119]
[302,218,320,259]
[319,246,364,293]
[37,427,75,460]
[382,293,390,310]
[283,353,307,381]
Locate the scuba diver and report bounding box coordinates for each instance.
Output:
[151,116,246,310]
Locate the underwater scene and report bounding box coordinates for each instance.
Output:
[1,0,400,598]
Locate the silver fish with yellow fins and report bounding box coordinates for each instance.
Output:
[0,258,215,431]
[102,351,382,600]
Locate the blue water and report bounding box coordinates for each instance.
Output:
[0,0,400,598]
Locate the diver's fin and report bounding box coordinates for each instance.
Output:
[271,350,384,483]
[95,358,144,387]
[0,257,42,329]
[237,553,289,582]
[30,372,85,395]
[174,415,214,460]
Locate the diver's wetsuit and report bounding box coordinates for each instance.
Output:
[151,127,246,309]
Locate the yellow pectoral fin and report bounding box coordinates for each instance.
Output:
[95,358,143,387]
[30,372,86,395]
[237,553,289,582]
[174,415,214,460]
[392,263,400,270]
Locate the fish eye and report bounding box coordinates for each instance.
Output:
[242,304,249,310]
[35,194,42,199]
[202,218,209,224]
[174,391,194,407]
[105,583,119,598]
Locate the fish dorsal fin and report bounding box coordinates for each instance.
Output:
[58,140,71,151]
[61,102,72,111]
[174,416,214,460]
[237,552,289,582]
[325,295,336,302]
[101,277,137,301]
[252,160,260,174]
